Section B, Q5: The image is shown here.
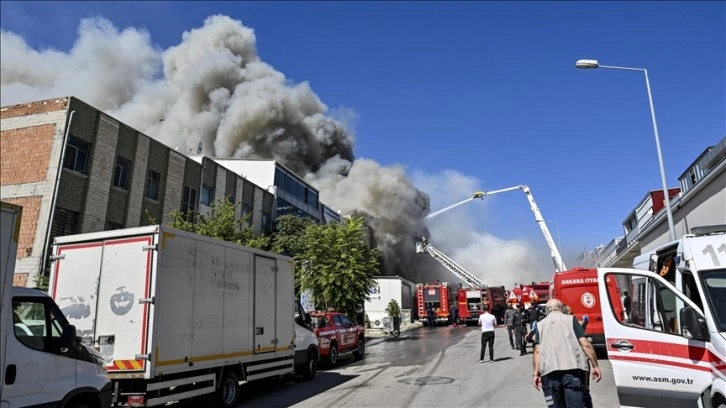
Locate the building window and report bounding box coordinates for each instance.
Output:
[63,136,90,174]
[145,170,160,201]
[201,185,214,206]
[50,208,79,239]
[242,203,252,226]
[306,189,318,208]
[113,156,132,190]
[105,221,123,230]
[182,186,197,220]
[262,212,272,233]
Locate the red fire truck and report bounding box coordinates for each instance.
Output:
[457,286,507,324]
[416,282,454,326]
[508,281,550,308]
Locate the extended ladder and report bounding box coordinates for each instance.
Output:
[416,239,485,289]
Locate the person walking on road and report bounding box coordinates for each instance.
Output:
[532,299,602,408]
[513,305,528,355]
[478,309,497,363]
[426,303,435,327]
[504,303,516,349]
[450,304,459,327]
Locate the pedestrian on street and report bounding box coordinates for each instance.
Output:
[478,308,497,363]
[532,299,602,408]
[528,304,539,331]
[426,303,435,327]
[513,305,528,355]
[563,304,593,408]
[504,303,516,349]
[450,304,459,327]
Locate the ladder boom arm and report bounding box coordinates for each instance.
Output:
[423,184,567,273]
[519,186,567,273]
[416,239,485,288]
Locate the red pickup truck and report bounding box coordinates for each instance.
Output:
[310,311,365,366]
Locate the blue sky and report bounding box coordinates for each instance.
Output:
[1,1,724,274]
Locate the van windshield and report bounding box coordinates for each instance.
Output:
[701,269,726,332]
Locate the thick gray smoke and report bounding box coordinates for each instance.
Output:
[1,15,432,279]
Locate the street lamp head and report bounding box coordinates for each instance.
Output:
[576,59,599,69]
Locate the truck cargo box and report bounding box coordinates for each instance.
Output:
[50,225,295,406]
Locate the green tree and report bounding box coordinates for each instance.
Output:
[271,214,315,257]
[385,299,401,318]
[297,216,379,318]
[168,198,268,249]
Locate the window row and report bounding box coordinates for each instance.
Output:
[63,137,162,201]
[274,170,318,208]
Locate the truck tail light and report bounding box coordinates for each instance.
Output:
[127,395,145,406]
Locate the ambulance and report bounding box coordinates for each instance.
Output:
[597,226,726,407]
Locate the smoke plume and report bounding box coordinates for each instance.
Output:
[1,15,432,279]
[2,14,552,286]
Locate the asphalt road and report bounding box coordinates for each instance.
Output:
[236,324,621,408]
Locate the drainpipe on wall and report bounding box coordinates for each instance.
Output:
[39,110,75,287]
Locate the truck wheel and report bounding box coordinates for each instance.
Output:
[301,348,317,381]
[353,337,365,359]
[217,371,240,408]
[329,343,339,367]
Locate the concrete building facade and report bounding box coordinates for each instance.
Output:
[1,97,273,287]
[579,135,726,268]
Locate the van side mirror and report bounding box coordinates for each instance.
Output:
[61,324,78,349]
[680,307,709,342]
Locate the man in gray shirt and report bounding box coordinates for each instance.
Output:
[532,299,601,408]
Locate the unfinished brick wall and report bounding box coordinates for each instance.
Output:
[0,97,69,119]
[0,124,56,185]
[3,196,43,259]
[12,273,28,287]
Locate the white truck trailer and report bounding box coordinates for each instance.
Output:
[1,202,111,408]
[365,276,415,329]
[49,225,317,407]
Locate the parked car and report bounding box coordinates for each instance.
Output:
[310,311,366,366]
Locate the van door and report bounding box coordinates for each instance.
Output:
[597,268,713,407]
[254,256,277,353]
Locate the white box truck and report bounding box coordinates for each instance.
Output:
[1,201,111,408]
[365,276,415,330]
[49,225,318,407]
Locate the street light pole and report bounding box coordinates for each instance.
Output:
[576,59,677,241]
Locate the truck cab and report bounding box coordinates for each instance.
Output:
[294,299,319,380]
[552,268,624,348]
[1,287,112,408]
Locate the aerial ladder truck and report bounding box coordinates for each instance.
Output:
[416,238,507,324]
[420,185,566,313]
[425,185,567,273]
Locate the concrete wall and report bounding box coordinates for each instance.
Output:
[0,97,70,286]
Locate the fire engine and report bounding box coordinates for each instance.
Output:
[422,185,618,349]
[416,282,454,326]
[416,239,507,324]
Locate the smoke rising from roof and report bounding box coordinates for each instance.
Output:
[0,15,432,279]
[1,14,552,286]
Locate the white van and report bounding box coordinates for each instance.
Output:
[2,287,112,408]
[597,265,725,407]
[1,202,111,408]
